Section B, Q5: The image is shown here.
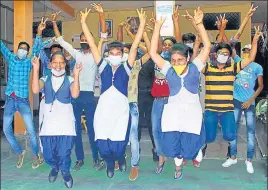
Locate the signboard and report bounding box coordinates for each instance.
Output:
[155,1,175,37]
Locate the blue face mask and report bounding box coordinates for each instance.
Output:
[160,51,171,59]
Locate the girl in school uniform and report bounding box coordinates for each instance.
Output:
[32,52,82,188]
[150,7,210,180]
[80,8,146,178]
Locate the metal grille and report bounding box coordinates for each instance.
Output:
[32,21,62,38]
[203,12,240,30]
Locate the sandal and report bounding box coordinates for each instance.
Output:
[32,155,40,169]
[174,167,184,180]
[192,160,200,168]
[17,150,26,168]
[38,153,45,165]
[183,160,188,165]
[155,160,166,174]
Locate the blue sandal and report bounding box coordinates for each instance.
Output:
[174,167,183,180]
[155,160,166,174]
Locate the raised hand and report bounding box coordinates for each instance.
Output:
[172,5,180,22]
[124,23,131,33]
[193,7,204,25]
[73,63,82,77]
[145,24,154,33]
[247,4,258,17]
[80,8,91,24]
[38,17,48,32]
[253,26,262,41]
[91,3,103,14]
[119,17,131,27]
[137,8,147,26]
[150,12,156,26]
[32,54,40,71]
[182,10,194,22]
[51,11,61,22]
[155,16,166,29]
[220,14,228,29]
[215,15,222,30]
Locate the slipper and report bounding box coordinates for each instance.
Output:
[17,150,26,168]
[155,160,166,174]
[174,167,184,180]
[192,160,200,168]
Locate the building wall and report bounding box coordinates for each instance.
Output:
[62,3,252,49]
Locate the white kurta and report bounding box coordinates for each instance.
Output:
[94,86,129,141]
[39,75,76,136]
[161,69,203,135]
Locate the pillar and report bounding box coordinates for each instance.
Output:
[13,1,33,134]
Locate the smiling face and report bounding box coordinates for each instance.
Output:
[50,54,66,72]
[170,52,187,66]
[162,39,174,52]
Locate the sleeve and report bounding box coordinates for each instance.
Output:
[123,61,132,76]
[0,40,15,61]
[40,49,50,70]
[40,76,48,83]
[132,59,142,72]
[256,64,263,77]
[192,57,205,72]
[68,76,74,84]
[97,58,108,74]
[40,39,53,50]
[233,55,242,63]
[234,61,242,75]
[160,60,172,76]
[31,36,42,57]
[100,32,108,39]
[56,36,78,59]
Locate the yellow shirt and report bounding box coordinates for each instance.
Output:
[203,61,241,112]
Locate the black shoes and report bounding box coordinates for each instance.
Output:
[202,144,208,157]
[152,149,159,162]
[119,157,127,172]
[93,158,105,171]
[72,160,84,171]
[48,168,59,183]
[106,167,115,178]
[63,175,73,188]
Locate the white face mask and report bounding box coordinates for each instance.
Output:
[217,54,229,64]
[185,43,194,49]
[51,68,66,77]
[17,49,28,59]
[106,55,122,66]
[122,53,129,62]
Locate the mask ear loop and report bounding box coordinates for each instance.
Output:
[186,51,191,63]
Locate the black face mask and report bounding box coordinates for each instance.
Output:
[80,42,89,50]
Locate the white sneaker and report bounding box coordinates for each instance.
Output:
[245,160,254,174]
[222,158,237,167]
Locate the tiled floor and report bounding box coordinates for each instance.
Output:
[1,120,267,190]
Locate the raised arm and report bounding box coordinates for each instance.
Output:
[80,8,101,64]
[117,22,124,42]
[234,4,257,40]
[215,14,228,43]
[149,17,166,69]
[97,38,104,54]
[52,11,61,38]
[172,5,182,43]
[32,54,44,94]
[70,63,82,98]
[141,31,151,64]
[241,26,262,69]
[192,7,211,64]
[128,8,147,67]
[0,40,15,61]
[191,34,201,61]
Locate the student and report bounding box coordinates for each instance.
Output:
[1,18,47,169]
[32,52,81,188]
[53,6,105,171]
[127,32,151,181]
[150,7,210,180]
[80,8,146,178]
[202,26,262,157]
[222,44,263,174]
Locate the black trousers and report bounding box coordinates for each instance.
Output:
[138,91,155,148]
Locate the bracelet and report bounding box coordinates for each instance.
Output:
[52,21,56,23]
[196,22,203,26]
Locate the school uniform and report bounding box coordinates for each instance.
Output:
[94,58,132,171]
[39,74,76,180]
[160,58,206,160]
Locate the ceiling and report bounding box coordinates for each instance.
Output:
[0,0,267,23]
